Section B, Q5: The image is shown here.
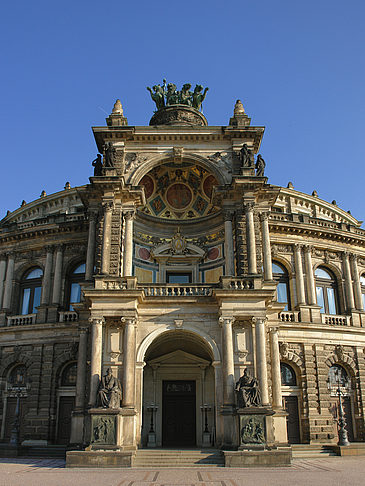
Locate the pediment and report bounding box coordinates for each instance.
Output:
[148,349,210,367]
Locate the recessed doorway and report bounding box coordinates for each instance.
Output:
[162,380,196,447]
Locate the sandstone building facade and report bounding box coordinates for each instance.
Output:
[1,95,365,452]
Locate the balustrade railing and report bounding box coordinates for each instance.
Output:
[59,311,78,322]
[7,314,36,326]
[278,311,300,322]
[321,314,350,326]
[142,285,213,297]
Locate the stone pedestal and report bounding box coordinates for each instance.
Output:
[86,408,137,451]
[66,407,137,468]
[222,407,292,467]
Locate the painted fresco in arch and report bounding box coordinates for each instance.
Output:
[138,162,219,220]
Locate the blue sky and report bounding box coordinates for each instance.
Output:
[1,1,364,223]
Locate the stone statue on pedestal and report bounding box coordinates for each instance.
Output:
[239,144,253,168]
[92,154,103,176]
[255,154,266,177]
[235,368,262,408]
[97,368,122,408]
[103,142,116,168]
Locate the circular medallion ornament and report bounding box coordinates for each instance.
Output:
[207,247,219,260]
[203,175,218,199]
[166,183,192,209]
[138,247,151,261]
[139,175,154,199]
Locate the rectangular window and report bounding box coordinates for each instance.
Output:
[32,286,42,313]
[327,287,337,315]
[166,273,192,284]
[316,286,325,313]
[21,288,31,315]
[276,282,288,311]
[69,283,81,311]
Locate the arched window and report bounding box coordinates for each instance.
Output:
[272,262,291,311]
[20,268,43,315]
[60,362,77,386]
[67,263,85,311]
[315,267,338,314]
[328,364,350,396]
[8,365,27,388]
[360,274,365,310]
[281,363,297,386]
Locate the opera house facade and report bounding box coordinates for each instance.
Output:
[0,87,364,462]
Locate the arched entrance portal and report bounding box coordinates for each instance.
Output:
[141,330,216,448]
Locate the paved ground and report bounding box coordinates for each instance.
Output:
[0,457,364,486]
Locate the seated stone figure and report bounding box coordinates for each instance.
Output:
[235,368,262,408]
[97,368,122,408]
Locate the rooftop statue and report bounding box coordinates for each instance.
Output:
[147,79,209,112]
[192,84,209,110]
[255,154,266,177]
[147,80,166,111]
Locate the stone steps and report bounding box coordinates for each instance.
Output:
[133,449,224,467]
[291,445,337,458]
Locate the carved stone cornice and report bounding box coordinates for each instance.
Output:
[123,209,136,221]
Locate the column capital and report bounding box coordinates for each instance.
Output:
[303,244,313,253]
[6,251,15,259]
[252,316,267,325]
[55,244,64,252]
[0,253,7,261]
[123,209,136,220]
[218,316,235,327]
[349,253,357,262]
[342,250,350,259]
[88,209,99,222]
[44,245,54,254]
[293,243,302,252]
[222,209,234,221]
[243,201,255,213]
[102,201,114,213]
[259,211,269,222]
[121,316,137,327]
[269,325,279,335]
[79,326,89,334]
[88,316,105,326]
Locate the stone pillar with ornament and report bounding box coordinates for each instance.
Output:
[223,209,235,276]
[219,316,237,448]
[245,202,257,274]
[122,210,135,277]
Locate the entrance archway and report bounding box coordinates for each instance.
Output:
[141,329,216,448]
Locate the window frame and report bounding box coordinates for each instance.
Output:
[66,263,86,311]
[315,266,339,315]
[272,261,291,311]
[19,267,43,315]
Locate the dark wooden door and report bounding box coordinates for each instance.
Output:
[57,396,75,445]
[4,397,26,441]
[162,381,196,447]
[283,395,300,444]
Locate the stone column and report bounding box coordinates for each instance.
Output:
[253,317,269,406]
[269,327,282,409]
[223,210,235,276]
[2,253,15,310]
[0,254,7,308]
[101,202,113,275]
[75,327,88,409]
[219,317,235,406]
[343,252,355,311]
[294,244,306,305]
[85,210,98,280]
[122,210,135,277]
[304,245,316,305]
[41,246,53,305]
[52,245,63,305]
[122,317,137,407]
[260,212,273,280]
[350,254,363,311]
[245,202,257,274]
[88,317,104,407]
